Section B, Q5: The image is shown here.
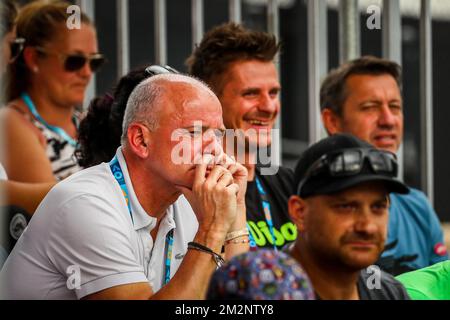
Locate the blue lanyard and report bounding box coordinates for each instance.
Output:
[109,155,173,285]
[247,176,278,251]
[21,92,78,147]
[164,229,174,285]
[109,156,133,224]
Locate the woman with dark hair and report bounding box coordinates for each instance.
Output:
[0,0,104,182]
[76,67,149,168]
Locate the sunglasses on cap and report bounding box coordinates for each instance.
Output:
[296,148,398,196]
[35,47,106,73]
[145,64,180,76]
[9,38,25,62]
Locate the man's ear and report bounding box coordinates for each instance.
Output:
[126,123,151,158]
[321,108,342,135]
[288,195,307,233]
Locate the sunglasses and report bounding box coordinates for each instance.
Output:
[35,47,106,72]
[297,148,398,195]
[9,38,25,62]
[145,64,180,76]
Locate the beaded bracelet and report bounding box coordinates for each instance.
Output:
[225,237,250,245]
[225,228,249,242]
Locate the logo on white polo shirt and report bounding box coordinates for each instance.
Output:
[175,253,185,260]
[66,265,81,290]
[9,213,27,240]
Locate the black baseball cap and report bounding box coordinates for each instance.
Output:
[293,134,409,198]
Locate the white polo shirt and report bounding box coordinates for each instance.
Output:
[0,148,198,299]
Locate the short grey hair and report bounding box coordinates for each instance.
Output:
[121,73,216,145]
[121,77,164,144]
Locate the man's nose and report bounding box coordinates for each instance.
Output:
[203,131,224,162]
[378,104,396,128]
[257,92,279,114]
[354,211,378,235]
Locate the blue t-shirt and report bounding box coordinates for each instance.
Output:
[377,187,448,275]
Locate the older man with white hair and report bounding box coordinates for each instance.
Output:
[0,73,249,300]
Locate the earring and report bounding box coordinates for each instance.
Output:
[32,66,39,73]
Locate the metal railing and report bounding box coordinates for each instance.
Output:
[310,0,434,203]
[307,0,328,145]
[420,0,434,204]
[78,0,435,205]
[75,0,96,109]
[117,0,130,77]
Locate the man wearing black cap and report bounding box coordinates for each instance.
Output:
[288,134,410,299]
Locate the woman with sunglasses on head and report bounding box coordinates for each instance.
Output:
[76,67,149,168]
[0,0,104,183]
